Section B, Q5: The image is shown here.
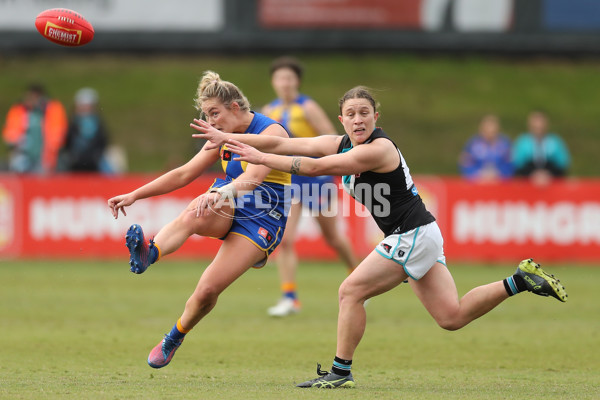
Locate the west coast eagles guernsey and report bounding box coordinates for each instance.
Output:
[337,128,435,237]
[265,95,319,138]
[220,112,290,185]
[212,112,291,258]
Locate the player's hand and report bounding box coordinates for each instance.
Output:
[194,191,223,217]
[108,193,135,219]
[190,119,229,150]
[224,139,265,165]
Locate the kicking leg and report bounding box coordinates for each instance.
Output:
[153,198,233,257]
[126,197,233,274]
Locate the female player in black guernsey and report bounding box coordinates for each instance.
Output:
[338,127,435,238]
[190,86,567,389]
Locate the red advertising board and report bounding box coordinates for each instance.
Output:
[258,0,514,32]
[0,174,222,259]
[258,0,422,29]
[1,174,599,264]
[440,178,600,263]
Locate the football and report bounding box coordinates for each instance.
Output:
[35,8,94,47]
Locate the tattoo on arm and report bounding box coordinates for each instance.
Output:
[290,157,301,174]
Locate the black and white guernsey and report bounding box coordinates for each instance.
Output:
[337,128,435,237]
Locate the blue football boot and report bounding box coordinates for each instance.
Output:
[125,224,152,274]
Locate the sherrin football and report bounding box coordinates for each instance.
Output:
[35,8,94,47]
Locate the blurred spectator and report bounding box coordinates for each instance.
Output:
[459,114,513,182]
[102,144,128,174]
[512,111,570,185]
[2,84,68,173]
[60,87,112,173]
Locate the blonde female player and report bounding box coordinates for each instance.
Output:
[263,56,359,317]
[191,86,567,388]
[107,71,290,369]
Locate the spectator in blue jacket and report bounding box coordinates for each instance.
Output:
[512,111,570,185]
[459,114,513,182]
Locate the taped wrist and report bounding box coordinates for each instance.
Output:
[209,182,237,199]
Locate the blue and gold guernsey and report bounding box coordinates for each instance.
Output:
[266,95,319,138]
[265,95,335,211]
[211,112,291,266]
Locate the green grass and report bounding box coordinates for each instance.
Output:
[0,259,598,399]
[1,54,599,175]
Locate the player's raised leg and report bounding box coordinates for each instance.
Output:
[410,262,508,331]
[126,197,233,274]
[411,258,567,332]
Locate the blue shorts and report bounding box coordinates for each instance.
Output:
[211,178,289,267]
[290,175,336,212]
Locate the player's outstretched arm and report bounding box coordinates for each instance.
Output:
[190,118,340,157]
[107,144,220,219]
[225,138,391,177]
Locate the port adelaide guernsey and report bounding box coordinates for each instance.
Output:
[337,128,435,237]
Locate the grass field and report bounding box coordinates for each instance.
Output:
[0,259,598,399]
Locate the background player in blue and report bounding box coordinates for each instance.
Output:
[107,71,290,369]
[262,57,359,317]
[191,86,568,389]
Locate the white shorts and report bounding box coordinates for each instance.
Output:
[375,221,446,280]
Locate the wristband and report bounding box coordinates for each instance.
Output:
[210,182,237,199]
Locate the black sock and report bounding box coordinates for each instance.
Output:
[331,356,352,376]
[512,274,527,291]
[503,274,528,296]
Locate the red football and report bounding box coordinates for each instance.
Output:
[35,8,94,47]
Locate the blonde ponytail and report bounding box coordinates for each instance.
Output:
[195,70,250,115]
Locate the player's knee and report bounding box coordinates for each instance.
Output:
[338,279,359,303]
[187,285,220,311]
[175,212,199,234]
[338,281,350,302]
[181,210,230,238]
[435,316,464,331]
[180,211,205,228]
